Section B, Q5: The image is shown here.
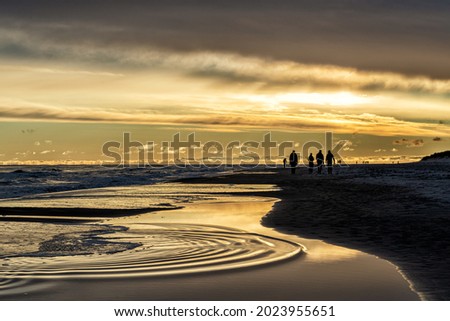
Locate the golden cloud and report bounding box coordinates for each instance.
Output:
[0,105,449,138]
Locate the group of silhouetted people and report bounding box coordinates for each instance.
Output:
[285,149,335,175]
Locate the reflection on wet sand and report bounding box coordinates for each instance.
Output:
[1,223,301,279]
[121,195,361,264]
[0,183,419,300]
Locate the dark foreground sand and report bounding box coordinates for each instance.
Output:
[182,166,450,300]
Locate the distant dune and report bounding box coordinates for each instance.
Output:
[421,150,450,162]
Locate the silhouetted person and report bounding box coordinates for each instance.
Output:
[289,150,298,174]
[308,153,314,174]
[283,158,287,168]
[316,150,324,174]
[326,150,335,175]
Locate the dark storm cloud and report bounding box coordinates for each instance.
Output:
[1,0,449,78]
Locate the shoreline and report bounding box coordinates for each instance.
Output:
[0,170,424,300]
[0,206,179,223]
[181,167,450,300]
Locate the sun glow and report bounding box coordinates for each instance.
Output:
[275,92,373,106]
[237,92,373,110]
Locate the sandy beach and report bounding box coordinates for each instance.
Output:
[0,163,444,301]
[1,162,449,300]
[0,164,434,300]
[183,163,450,300]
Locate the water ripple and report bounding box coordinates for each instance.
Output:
[1,223,302,279]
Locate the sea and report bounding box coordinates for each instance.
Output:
[1,162,448,203]
[0,165,232,199]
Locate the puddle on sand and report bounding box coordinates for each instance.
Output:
[0,223,301,280]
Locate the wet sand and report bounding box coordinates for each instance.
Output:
[0,180,419,300]
[183,166,450,300]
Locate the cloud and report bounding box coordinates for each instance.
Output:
[393,138,425,147]
[1,28,450,96]
[137,143,158,152]
[0,104,449,138]
[40,150,55,154]
[1,1,449,78]
[1,26,449,144]
[393,138,409,145]
[342,140,355,151]
[408,139,425,148]
[0,65,123,77]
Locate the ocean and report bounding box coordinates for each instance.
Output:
[0,165,231,199]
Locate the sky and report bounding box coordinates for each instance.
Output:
[0,0,449,164]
